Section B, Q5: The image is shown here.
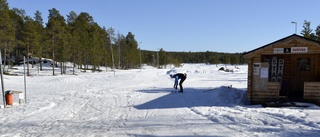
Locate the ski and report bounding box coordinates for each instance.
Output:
[171,90,183,93]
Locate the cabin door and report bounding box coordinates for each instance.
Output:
[291,54,315,99]
[262,55,288,96]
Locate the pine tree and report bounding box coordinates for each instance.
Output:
[315,25,320,41]
[107,27,116,71]
[34,10,44,71]
[10,8,25,60]
[0,0,15,71]
[100,27,111,71]
[124,32,139,69]
[21,16,39,75]
[116,33,124,69]
[67,11,78,74]
[159,48,166,68]
[301,20,313,38]
[46,8,67,75]
[89,23,104,71]
[74,12,93,71]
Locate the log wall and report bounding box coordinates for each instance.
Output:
[250,82,280,104]
[304,82,320,104]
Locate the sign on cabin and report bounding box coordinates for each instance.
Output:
[273,47,308,54]
[253,63,260,75]
[260,67,268,78]
[274,48,284,54]
[291,47,308,53]
[284,48,291,53]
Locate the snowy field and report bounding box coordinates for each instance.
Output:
[0,63,320,137]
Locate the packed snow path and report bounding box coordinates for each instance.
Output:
[1,64,320,136]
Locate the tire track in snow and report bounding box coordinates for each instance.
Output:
[189,106,320,136]
[18,98,83,135]
[26,77,106,134]
[258,109,320,129]
[188,107,256,136]
[1,101,57,135]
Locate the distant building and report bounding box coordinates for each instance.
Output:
[244,34,320,105]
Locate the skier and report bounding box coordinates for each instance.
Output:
[170,73,187,93]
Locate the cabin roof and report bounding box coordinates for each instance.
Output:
[244,34,320,58]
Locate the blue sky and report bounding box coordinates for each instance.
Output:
[8,0,320,53]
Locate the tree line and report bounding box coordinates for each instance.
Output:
[1,0,246,76]
[148,49,247,68]
[0,0,143,75]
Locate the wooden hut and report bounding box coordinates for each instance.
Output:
[244,34,320,105]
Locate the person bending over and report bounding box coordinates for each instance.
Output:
[170,73,187,93]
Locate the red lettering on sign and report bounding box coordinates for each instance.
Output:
[292,48,306,52]
[291,47,308,53]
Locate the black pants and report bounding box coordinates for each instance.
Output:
[179,76,186,92]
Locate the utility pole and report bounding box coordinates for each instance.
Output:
[291,21,297,34]
[0,50,6,108]
[157,50,159,69]
[118,38,121,69]
[139,42,142,71]
[24,56,27,103]
[110,43,115,77]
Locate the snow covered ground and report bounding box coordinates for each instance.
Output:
[0,63,320,137]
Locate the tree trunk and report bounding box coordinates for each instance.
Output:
[52,37,55,76]
[40,56,43,71]
[73,53,75,75]
[60,61,63,75]
[27,44,30,76]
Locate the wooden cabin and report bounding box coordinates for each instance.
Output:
[244,34,320,105]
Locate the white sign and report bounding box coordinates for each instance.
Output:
[260,67,269,78]
[253,63,260,75]
[274,48,284,54]
[19,93,24,99]
[291,47,308,53]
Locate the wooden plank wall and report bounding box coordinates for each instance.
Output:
[247,57,263,103]
[304,82,320,104]
[316,54,320,81]
[247,59,253,103]
[247,58,281,104]
[251,82,280,104]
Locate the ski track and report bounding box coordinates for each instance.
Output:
[189,106,320,136]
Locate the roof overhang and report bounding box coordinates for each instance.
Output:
[244,34,320,59]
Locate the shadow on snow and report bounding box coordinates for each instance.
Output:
[134,86,248,110]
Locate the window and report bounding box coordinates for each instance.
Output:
[298,58,310,71]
